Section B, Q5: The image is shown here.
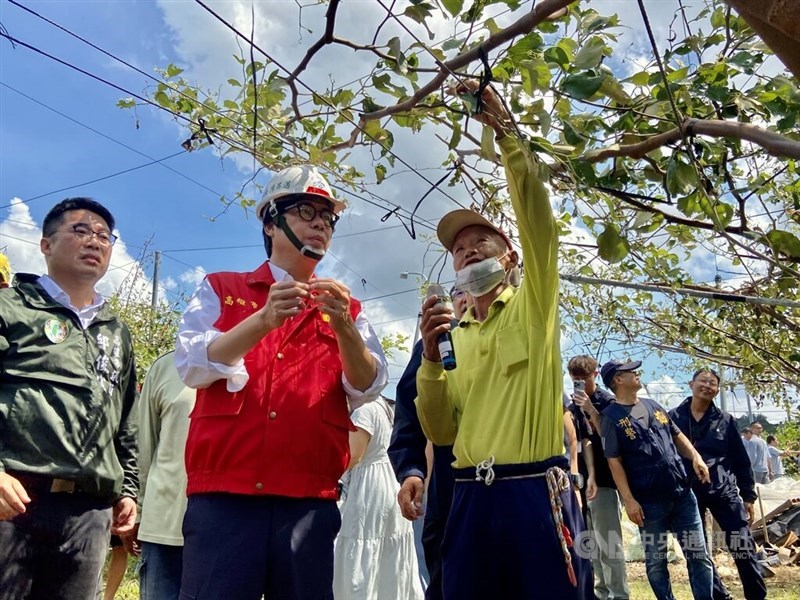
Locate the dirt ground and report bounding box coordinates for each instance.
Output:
[626,551,800,598]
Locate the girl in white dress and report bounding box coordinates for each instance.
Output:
[333,397,425,600]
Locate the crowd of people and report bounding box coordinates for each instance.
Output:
[0,83,795,600]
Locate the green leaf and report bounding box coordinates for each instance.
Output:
[666,156,697,196]
[710,8,726,29]
[520,58,551,95]
[362,96,385,113]
[561,71,605,100]
[484,17,500,36]
[543,46,570,69]
[632,210,655,229]
[153,90,172,108]
[572,37,606,70]
[116,98,136,109]
[442,38,463,51]
[448,122,462,150]
[628,71,650,86]
[375,164,387,184]
[764,230,800,259]
[597,225,630,263]
[507,33,543,63]
[404,2,434,25]
[563,121,583,146]
[442,0,463,17]
[538,110,551,136]
[677,191,703,217]
[480,124,497,161]
[598,75,631,104]
[363,119,383,139]
[227,78,242,87]
[699,196,734,227]
[164,64,184,79]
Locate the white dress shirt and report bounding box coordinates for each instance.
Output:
[38,274,105,328]
[175,263,388,406]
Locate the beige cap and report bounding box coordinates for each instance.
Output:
[437,209,512,253]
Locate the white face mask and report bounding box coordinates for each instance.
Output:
[454,255,508,297]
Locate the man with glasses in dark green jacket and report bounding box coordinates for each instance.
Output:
[0,197,138,600]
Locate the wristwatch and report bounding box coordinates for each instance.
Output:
[569,472,585,490]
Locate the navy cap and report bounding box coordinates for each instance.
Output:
[600,360,642,388]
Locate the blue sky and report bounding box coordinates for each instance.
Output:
[0,0,792,420]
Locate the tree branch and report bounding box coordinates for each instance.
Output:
[284,0,341,124]
[582,117,800,164]
[598,186,749,235]
[361,0,577,121]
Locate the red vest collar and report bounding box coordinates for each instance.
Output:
[245,261,278,287]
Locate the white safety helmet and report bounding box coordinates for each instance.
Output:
[255,165,346,222]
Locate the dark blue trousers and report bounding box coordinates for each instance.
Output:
[179,493,340,600]
[697,492,767,600]
[0,489,111,600]
[422,514,446,600]
[442,458,592,600]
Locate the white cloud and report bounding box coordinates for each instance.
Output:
[179,265,207,288]
[643,375,685,409]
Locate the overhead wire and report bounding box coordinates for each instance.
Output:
[192,0,472,214]
[1,4,442,241]
[0,80,224,200]
[1,2,509,320]
[326,249,417,314]
[0,149,186,210]
[5,0,296,155]
[0,26,424,294]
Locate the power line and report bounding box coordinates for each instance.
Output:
[564,273,800,310]
[6,0,295,153]
[326,249,416,314]
[371,314,419,327]
[158,223,405,253]
[0,8,447,296]
[361,286,420,303]
[0,8,437,241]
[193,0,470,214]
[0,149,186,210]
[0,80,224,200]
[0,28,299,171]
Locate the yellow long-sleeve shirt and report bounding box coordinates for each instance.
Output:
[416,135,563,468]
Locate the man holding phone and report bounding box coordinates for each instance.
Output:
[567,356,630,600]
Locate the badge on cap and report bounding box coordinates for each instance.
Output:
[44,319,68,344]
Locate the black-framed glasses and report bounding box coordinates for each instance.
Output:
[59,223,117,247]
[285,202,339,229]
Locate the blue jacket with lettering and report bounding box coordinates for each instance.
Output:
[603,397,687,504]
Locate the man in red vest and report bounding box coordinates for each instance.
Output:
[175,165,388,599]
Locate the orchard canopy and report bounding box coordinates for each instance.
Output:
[118,0,800,397]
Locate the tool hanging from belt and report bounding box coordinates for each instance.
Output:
[455,456,579,588]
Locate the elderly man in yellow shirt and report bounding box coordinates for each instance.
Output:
[416,84,590,599]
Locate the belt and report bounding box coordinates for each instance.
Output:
[8,471,82,494]
[453,455,570,486]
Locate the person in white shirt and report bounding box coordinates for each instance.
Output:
[122,351,195,599]
[749,422,772,484]
[766,435,799,480]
